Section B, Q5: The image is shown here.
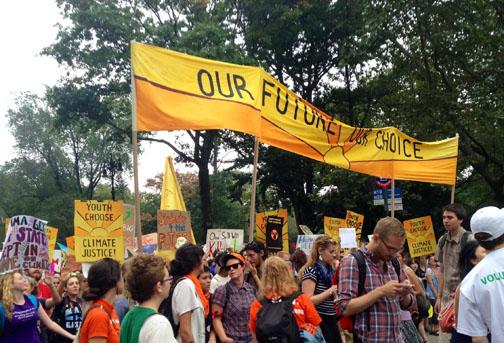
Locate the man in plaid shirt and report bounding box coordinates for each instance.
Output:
[334,217,414,343]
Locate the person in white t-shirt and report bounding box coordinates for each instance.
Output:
[162,244,207,343]
[457,206,504,343]
[210,253,230,295]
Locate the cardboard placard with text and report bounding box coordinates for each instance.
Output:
[0,215,50,274]
[296,235,322,255]
[157,210,193,252]
[206,229,244,254]
[123,204,136,251]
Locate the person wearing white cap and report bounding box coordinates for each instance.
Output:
[457,206,504,343]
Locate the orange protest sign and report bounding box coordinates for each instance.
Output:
[404,216,437,258]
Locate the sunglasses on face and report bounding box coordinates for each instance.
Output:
[224,263,242,272]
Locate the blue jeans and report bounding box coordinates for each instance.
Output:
[300,329,326,343]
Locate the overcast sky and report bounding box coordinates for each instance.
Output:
[0,0,191,191]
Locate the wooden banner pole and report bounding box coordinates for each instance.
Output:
[248,137,260,242]
[130,50,143,252]
[391,179,395,218]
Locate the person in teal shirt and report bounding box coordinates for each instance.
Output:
[120,254,176,343]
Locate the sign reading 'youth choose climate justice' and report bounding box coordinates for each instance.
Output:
[74,200,124,262]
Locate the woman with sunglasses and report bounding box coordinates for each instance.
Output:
[49,272,83,343]
[212,253,256,343]
[300,235,342,343]
[120,254,176,343]
[0,271,76,343]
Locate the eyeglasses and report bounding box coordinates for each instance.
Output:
[163,276,173,284]
[224,263,242,272]
[381,238,403,253]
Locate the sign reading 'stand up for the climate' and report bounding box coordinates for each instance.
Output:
[0,215,50,274]
[74,200,124,262]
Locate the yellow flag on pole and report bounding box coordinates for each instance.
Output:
[161,156,187,211]
[160,156,196,245]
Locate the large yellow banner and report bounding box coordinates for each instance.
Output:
[74,200,124,262]
[132,42,458,185]
[403,216,437,258]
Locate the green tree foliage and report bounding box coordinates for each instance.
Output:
[2,0,503,247]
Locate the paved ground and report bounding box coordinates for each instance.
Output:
[428,333,439,343]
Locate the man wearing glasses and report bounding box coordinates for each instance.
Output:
[335,217,414,343]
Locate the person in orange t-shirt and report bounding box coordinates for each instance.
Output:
[79,258,123,343]
[249,256,324,342]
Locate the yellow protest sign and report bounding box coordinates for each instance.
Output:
[132,42,458,185]
[255,209,288,252]
[404,216,437,258]
[46,226,58,260]
[345,210,364,243]
[323,217,345,242]
[66,236,75,256]
[74,200,124,262]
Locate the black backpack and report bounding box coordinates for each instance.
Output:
[438,230,470,252]
[255,291,301,343]
[159,277,187,337]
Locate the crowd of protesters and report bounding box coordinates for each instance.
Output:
[0,203,502,343]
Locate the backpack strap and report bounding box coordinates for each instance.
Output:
[391,258,401,281]
[27,295,39,309]
[350,251,367,296]
[159,276,187,337]
[461,231,470,249]
[438,233,448,252]
[439,231,469,255]
[0,303,5,331]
